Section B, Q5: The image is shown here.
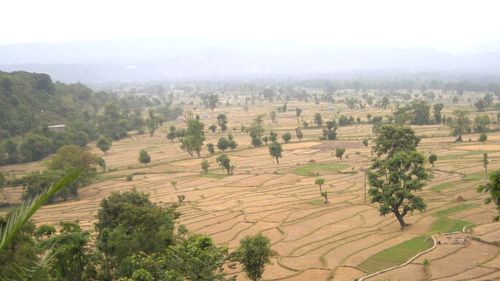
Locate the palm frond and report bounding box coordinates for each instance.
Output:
[0,247,59,281]
[0,171,80,252]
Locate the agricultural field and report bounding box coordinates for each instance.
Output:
[1,90,500,281]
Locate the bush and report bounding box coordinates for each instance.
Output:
[126,175,133,181]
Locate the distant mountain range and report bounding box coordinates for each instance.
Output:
[0,38,499,83]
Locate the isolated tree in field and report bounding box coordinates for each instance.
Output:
[235,233,273,281]
[269,131,278,143]
[217,137,230,151]
[322,121,337,140]
[315,178,327,204]
[368,125,430,229]
[216,154,232,174]
[314,113,323,127]
[167,126,177,142]
[207,143,215,154]
[449,110,471,142]
[282,132,292,143]
[217,113,228,132]
[171,180,177,189]
[248,115,265,147]
[270,111,277,124]
[362,139,369,147]
[207,94,219,111]
[201,159,209,174]
[315,178,325,192]
[97,135,112,155]
[295,128,303,141]
[479,133,488,143]
[335,148,346,161]
[180,117,205,157]
[228,133,238,150]
[262,136,269,145]
[429,154,437,167]
[483,153,489,176]
[139,149,151,166]
[477,170,500,221]
[269,142,282,164]
[295,107,302,118]
[433,103,444,123]
[209,124,217,133]
[474,115,490,132]
[97,157,106,172]
[373,125,420,157]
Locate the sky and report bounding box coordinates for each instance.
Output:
[2,0,500,53]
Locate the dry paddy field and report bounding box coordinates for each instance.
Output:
[1,100,499,281]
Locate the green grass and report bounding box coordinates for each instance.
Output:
[358,203,476,273]
[358,236,433,273]
[430,181,457,193]
[434,203,477,217]
[429,217,470,234]
[293,162,348,176]
[439,150,492,161]
[463,171,487,181]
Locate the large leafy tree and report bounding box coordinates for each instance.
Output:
[478,170,500,221]
[449,110,471,142]
[368,125,430,229]
[216,113,228,133]
[234,234,273,281]
[216,154,232,175]
[180,117,205,157]
[268,142,282,164]
[248,115,265,147]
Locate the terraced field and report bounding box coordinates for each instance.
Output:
[1,97,499,280]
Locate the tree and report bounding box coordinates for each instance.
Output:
[479,133,488,143]
[315,178,327,204]
[95,189,177,278]
[373,125,420,158]
[483,153,489,176]
[362,139,369,147]
[139,149,151,166]
[228,134,237,150]
[282,132,292,143]
[268,142,282,164]
[433,103,444,123]
[207,143,215,154]
[217,137,230,151]
[216,154,232,175]
[428,154,437,167]
[216,114,228,132]
[295,128,303,141]
[295,108,302,118]
[369,125,430,229]
[201,160,209,174]
[477,170,500,221]
[97,135,112,155]
[314,113,323,127]
[248,115,265,147]
[474,115,490,132]
[449,110,471,142]
[335,148,346,161]
[208,124,217,133]
[180,117,205,157]
[234,234,273,281]
[269,131,278,143]
[167,126,177,142]
[322,121,337,140]
[475,98,487,111]
[48,145,98,185]
[270,111,277,124]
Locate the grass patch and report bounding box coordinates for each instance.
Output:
[202,171,228,180]
[463,171,487,181]
[434,203,477,217]
[293,162,348,176]
[430,181,456,193]
[429,217,470,234]
[358,236,433,273]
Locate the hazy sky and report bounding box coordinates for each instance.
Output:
[2,0,500,53]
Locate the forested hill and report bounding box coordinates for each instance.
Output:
[0,71,181,165]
